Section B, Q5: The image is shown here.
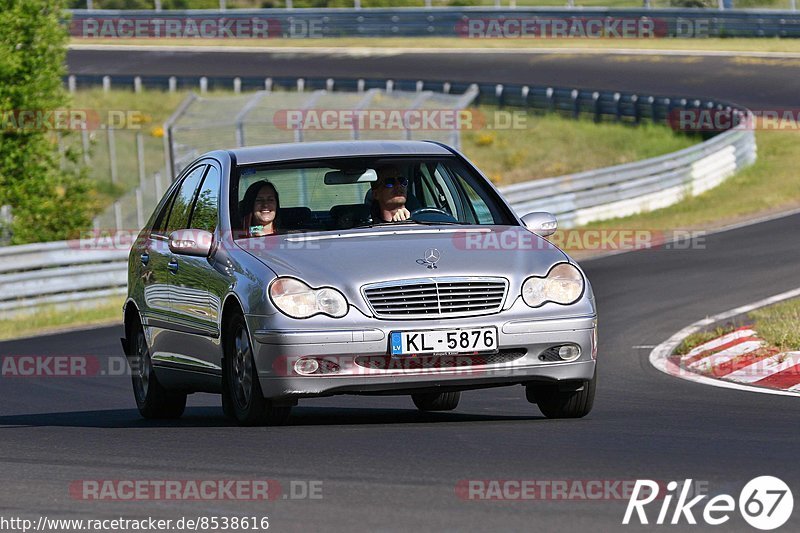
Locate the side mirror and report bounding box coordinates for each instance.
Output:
[521,212,558,237]
[169,229,213,257]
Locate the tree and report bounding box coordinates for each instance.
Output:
[0,0,95,244]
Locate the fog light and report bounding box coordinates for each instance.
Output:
[294,358,320,375]
[558,345,581,362]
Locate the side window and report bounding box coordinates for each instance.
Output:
[164,165,207,234]
[458,177,494,224]
[151,187,179,236]
[189,166,220,233]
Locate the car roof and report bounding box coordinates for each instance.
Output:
[229,140,455,166]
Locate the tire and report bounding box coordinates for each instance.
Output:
[128,321,187,419]
[526,371,596,419]
[412,391,460,412]
[222,313,291,426]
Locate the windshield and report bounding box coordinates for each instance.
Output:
[231,156,515,237]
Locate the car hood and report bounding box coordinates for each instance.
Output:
[241,226,568,309]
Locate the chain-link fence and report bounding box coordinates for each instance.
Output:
[167,86,478,177]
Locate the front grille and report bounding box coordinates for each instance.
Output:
[362,277,508,318]
[354,349,527,371]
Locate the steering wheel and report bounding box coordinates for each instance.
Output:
[410,207,459,223]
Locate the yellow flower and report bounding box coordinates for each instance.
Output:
[150,126,164,138]
[475,133,495,146]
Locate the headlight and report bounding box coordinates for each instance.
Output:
[269,278,348,318]
[522,263,584,308]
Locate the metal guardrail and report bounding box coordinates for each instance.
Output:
[68,8,800,38]
[500,125,755,227]
[0,240,128,316]
[2,75,756,316]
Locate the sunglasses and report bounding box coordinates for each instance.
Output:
[381,176,409,188]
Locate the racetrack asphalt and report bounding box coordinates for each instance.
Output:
[66,47,800,109]
[0,49,798,532]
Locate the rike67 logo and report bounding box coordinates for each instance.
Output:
[623,477,793,530]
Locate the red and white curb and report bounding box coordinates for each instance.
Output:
[650,287,800,397]
[675,327,800,391]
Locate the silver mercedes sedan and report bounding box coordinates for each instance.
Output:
[122,141,597,426]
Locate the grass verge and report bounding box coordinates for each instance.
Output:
[463,111,695,185]
[582,130,800,232]
[0,298,123,342]
[749,298,800,352]
[673,298,800,358]
[71,37,800,54]
[674,324,739,356]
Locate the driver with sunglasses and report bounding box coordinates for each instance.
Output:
[370,164,411,222]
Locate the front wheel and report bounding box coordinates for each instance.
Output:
[526,371,596,419]
[129,322,186,419]
[412,391,460,411]
[222,313,291,426]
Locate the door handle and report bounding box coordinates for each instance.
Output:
[167,259,179,273]
[140,253,149,266]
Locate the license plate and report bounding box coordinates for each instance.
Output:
[390,327,498,356]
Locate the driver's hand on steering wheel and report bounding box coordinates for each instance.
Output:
[391,207,411,221]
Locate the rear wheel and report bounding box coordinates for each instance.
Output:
[526,371,596,419]
[129,322,186,419]
[222,313,291,426]
[412,391,460,411]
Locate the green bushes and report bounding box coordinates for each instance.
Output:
[0,0,95,244]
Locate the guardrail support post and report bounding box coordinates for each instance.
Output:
[521,85,529,107]
[155,171,163,200]
[134,76,142,93]
[495,84,504,108]
[102,76,111,93]
[114,201,122,232]
[68,75,76,93]
[416,80,424,93]
[386,80,394,93]
[326,78,335,91]
[169,76,177,93]
[136,188,145,229]
[81,129,90,165]
[265,78,273,92]
[632,95,641,124]
[233,77,241,94]
[593,92,601,123]
[137,133,146,188]
[357,79,365,93]
[614,92,622,122]
[297,78,305,92]
[571,89,580,119]
[443,82,451,94]
[107,128,118,185]
[200,77,208,94]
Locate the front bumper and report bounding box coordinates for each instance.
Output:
[246,311,597,399]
